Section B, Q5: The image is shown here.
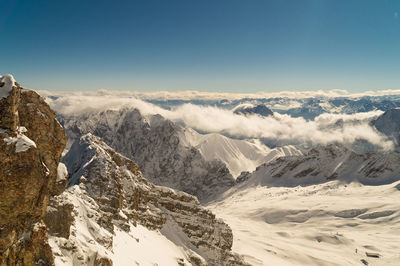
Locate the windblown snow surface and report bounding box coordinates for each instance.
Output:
[208,181,400,266]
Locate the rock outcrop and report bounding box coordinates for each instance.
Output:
[48,134,247,265]
[58,108,235,202]
[0,74,67,265]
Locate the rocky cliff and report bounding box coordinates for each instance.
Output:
[0,74,67,265]
[47,133,247,265]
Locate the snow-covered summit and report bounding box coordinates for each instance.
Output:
[0,74,16,99]
[233,103,274,117]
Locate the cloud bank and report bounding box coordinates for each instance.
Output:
[46,94,393,150]
[39,88,400,101]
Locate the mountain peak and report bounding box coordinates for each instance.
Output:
[233,103,274,117]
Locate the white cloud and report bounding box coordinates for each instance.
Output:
[38,88,400,101]
[46,95,394,150]
[395,12,398,19]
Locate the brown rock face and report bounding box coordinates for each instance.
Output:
[0,75,67,266]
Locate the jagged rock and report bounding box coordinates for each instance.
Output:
[49,134,248,265]
[0,75,67,265]
[59,108,235,202]
[43,201,74,239]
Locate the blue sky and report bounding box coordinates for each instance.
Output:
[1,0,400,92]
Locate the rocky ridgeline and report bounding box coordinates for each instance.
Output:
[0,75,67,265]
[241,144,400,188]
[59,108,235,202]
[47,134,247,265]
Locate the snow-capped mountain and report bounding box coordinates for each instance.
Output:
[58,108,236,202]
[145,95,400,121]
[235,144,400,188]
[372,108,400,145]
[232,103,274,117]
[184,128,303,178]
[47,133,248,265]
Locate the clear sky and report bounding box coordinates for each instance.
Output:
[1,0,400,92]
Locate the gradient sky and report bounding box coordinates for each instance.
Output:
[1,0,400,92]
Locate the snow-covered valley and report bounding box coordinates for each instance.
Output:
[209,181,400,266]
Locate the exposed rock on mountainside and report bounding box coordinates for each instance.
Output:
[240,144,400,188]
[233,103,273,117]
[58,108,235,202]
[372,108,400,145]
[48,134,248,265]
[0,74,67,265]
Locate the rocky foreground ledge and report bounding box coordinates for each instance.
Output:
[0,74,67,265]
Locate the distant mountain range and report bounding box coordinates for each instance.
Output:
[146,95,400,120]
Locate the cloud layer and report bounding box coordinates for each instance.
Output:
[46,94,394,150]
[39,88,400,101]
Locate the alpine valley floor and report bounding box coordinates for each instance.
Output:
[208,180,400,266]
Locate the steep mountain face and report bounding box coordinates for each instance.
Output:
[47,134,248,265]
[58,108,235,202]
[372,108,400,145]
[232,103,274,117]
[240,144,400,188]
[0,75,67,265]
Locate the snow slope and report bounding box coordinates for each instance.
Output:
[209,181,400,266]
[241,144,400,188]
[207,143,400,265]
[184,128,303,178]
[48,186,194,266]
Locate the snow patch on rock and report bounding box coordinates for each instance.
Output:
[57,163,68,182]
[0,74,16,99]
[3,131,37,153]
